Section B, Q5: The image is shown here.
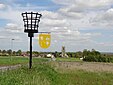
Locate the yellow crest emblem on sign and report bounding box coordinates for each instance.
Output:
[39,33,51,48]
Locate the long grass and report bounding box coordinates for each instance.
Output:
[0,57,113,85]
[0,62,113,85]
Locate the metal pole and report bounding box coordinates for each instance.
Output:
[11,39,14,61]
[29,36,32,69]
[29,12,33,69]
[11,39,12,61]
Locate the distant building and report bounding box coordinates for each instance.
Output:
[21,52,28,57]
[47,54,56,61]
[61,46,69,58]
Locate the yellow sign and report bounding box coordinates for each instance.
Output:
[39,33,51,48]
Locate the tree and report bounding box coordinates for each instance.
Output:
[32,51,39,57]
[72,52,76,57]
[27,51,30,54]
[54,51,58,57]
[2,50,6,54]
[7,49,12,55]
[75,51,83,58]
[83,49,88,57]
[13,51,16,56]
[67,52,71,57]
[91,49,101,56]
[16,50,22,56]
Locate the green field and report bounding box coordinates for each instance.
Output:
[0,56,81,66]
[0,56,113,85]
[0,56,48,66]
[56,57,82,62]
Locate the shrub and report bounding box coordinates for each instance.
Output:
[83,55,113,63]
[83,56,95,62]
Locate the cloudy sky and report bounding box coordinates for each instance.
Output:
[0,0,113,52]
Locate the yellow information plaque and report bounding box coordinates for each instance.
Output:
[39,33,51,48]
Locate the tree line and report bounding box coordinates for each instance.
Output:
[55,49,113,62]
[0,49,22,56]
[1,49,113,63]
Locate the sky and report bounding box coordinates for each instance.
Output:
[0,0,113,52]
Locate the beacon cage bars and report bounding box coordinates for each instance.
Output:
[22,12,42,33]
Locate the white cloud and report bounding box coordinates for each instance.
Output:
[40,10,63,19]
[75,0,113,10]
[0,3,6,9]
[39,10,70,33]
[0,35,8,39]
[0,6,22,24]
[6,23,18,29]
[54,0,113,30]
[51,28,100,42]
[52,0,75,5]
[90,8,113,28]
[58,7,84,19]
[5,23,23,33]
[41,19,69,27]
[53,0,113,9]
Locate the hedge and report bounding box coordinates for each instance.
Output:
[83,56,113,62]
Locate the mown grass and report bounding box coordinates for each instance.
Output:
[0,56,49,66]
[56,57,81,62]
[0,56,81,66]
[0,62,113,85]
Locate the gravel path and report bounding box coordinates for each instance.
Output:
[0,64,21,71]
